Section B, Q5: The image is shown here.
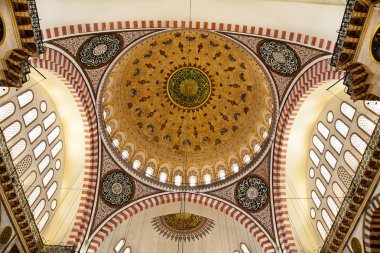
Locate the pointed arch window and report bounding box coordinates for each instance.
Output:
[37,212,49,231]
[23,108,38,127]
[22,171,37,191]
[322,209,333,229]
[357,115,375,136]
[325,151,337,169]
[43,112,56,129]
[189,176,197,186]
[0,87,9,97]
[317,221,327,240]
[174,175,182,186]
[218,170,226,180]
[3,121,21,142]
[123,247,131,253]
[51,141,63,158]
[159,172,167,183]
[240,243,251,253]
[332,182,345,202]
[317,122,329,139]
[311,191,321,208]
[28,186,41,206]
[351,134,367,154]
[33,141,47,159]
[316,178,326,196]
[145,167,153,177]
[330,136,343,154]
[344,151,359,172]
[0,102,15,123]
[320,165,331,183]
[327,196,339,216]
[341,102,355,120]
[204,174,211,184]
[42,169,54,187]
[47,182,57,200]
[28,125,42,143]
[38,155,50,173]
[313,135,324,153]
[33,199,45,219]
[47,126,60,145]
[309,150,320,166]
[114,239,125,252]
[335,120,349,138]
[365,101,380,115]
[17,90,34,108]
[10,139,26,160]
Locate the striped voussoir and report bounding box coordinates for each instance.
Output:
[364,193,380,252]
[40,20,332,52]
[87,193,276,253]
[33,21,338,251]
[30,47,99,251]
[272,58,344,252]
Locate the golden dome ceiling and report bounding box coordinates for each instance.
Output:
[100,29,275,187]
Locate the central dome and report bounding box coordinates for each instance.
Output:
[100,29,275,188]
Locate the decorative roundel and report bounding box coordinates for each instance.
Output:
[259,41,299,75]
[101,172,133,206]
[370,25,380,63]
[0,15,5,46]
[236,177,268,211]
[79,34,121,67]
[167,67,212,109]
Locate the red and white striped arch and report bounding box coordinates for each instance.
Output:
[35,21,339,251]
[87,192,276,253]
[30,47,99,250]
[40,20,333,52]
[363,193,380,252]
[272,58,344,252]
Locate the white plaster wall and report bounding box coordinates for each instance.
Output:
[95,201,265,253]
[35,0,345,43]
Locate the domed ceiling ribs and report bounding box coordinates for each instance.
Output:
[100,29,275,187]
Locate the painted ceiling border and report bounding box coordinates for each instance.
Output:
[40,20,333,52]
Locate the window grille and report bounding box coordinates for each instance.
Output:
[337,167,352,189]
[311,191,321,208]
[38,155,50,173]
[0,102,15,123]
[23,108,38,127]
[189,176,197,186]
[326,111,334,123]
[309,150,320,166]
[159,172,168,183]
[33,141,46,159]
[17,90,34,108]
[332,182,345,202]
[317,122,329,139]
[322,209,333,229]
[42,169,54,187]
[28,186,41,206]
[335,120,349,138]
[330,136,343,154]
[351,134,367,154]
[33,199,45,219]
[47,126,60,145]
[114,239,125,252]
[365,101,380,115]
[327,196,339,216]
[317,221,327,240]
[316,178,326,196]
[43,112,56,129]
[47,182,57,200]
[3,121,21,142]
[28,125,42,143]
[10,139,26,160]
[344,151,359,172]
[22,171,37,191]
[357,115,375,136]
[37,212,49,231]
[174,175,182,186]
[341,102,355,120]
[325,151,337,169]
[313,135,325,153]
[51,141,63,158]
[320,165,331,183]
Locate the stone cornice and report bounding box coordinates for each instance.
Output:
[321,117,380,252]
[0,129,74,253]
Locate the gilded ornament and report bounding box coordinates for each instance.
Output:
[237,177,268,211]
[101,172,133,206]
[259,41,299,75]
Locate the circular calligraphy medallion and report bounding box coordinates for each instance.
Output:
[259,41,299,75]
[237,177,268,211]
[370,25,380,64]
[167,67,212,109]
[101,172,133,206]
[79,34,120,67]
